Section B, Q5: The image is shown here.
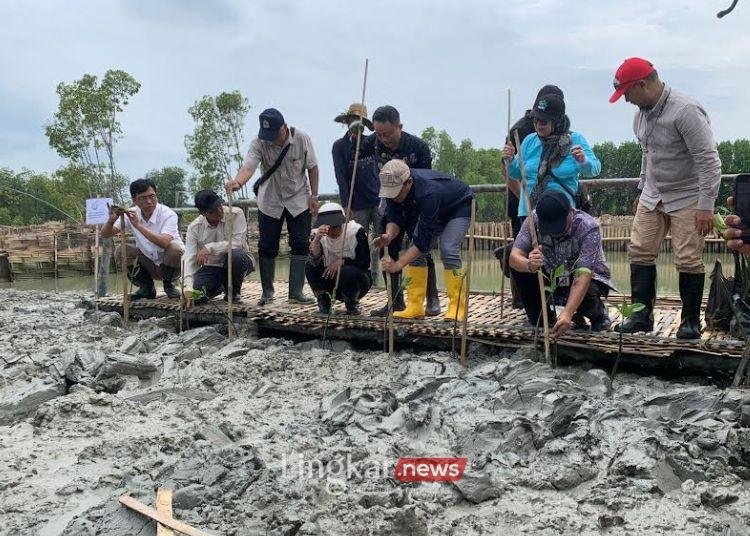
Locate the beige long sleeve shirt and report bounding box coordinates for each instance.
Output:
[182,206,250,292]
[634,84,722,213]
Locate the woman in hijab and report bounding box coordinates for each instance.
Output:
[502,93,601,219]
[306,202,372,315]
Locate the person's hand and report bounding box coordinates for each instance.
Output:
[381,256,400,274]
[196,247,211,267]
[309,197,320,217]
[125,209,140,229]
[552,310,573,339]
[502,143,516,161]
[107,205,127,224]
[528,245,544,272]
[373,234,392,249]
[694,209,714,236]
[724,196,750,254]
[323,258,343,280]
[181,289,194,308]
[632,194,641,215]
[313,225,330,243]
[570,145,586,164]
[226,180,243,194]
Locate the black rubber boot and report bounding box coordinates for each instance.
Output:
[676,272,704,340]
[161,265,181,299]
[257,257,275,306]
[425,256,441,317]
[128,265,156,301]
[288,255,315,304]
[617,264,656,333]
[371,272,405,317]
[315,293,332,315]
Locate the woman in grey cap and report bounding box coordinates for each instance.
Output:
[306,202,372,315]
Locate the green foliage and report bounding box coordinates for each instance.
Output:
[185,90,250,195]
[613,298,646,319]
[45,70,140,203]
[545,264,565,295]
[144,167,188,207]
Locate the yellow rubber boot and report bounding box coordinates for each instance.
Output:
[394,266,427,319]
[443,269,468,322]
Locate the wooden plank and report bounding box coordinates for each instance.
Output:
[156,488,175,536]
[119,495,213,536]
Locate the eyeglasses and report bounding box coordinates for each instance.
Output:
[135,194,157,203]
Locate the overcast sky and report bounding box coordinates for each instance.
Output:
[1,0,748,195]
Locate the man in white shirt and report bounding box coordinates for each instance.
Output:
[226,108,318,306]
[181,190,254,306]
[101,178,184,300]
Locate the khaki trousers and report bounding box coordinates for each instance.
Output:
[628,201,705,273]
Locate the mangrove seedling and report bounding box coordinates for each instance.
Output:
[610,298,646,381]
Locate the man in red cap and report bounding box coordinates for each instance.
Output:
[610,57,721,340]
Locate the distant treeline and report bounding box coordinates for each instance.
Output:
[1,134,748,226]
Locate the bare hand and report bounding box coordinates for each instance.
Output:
[528,245,544,272]
[381,256,400,274]
[226,180,243,194]
[310,197,320,217]
[196,247,210,267]
[313,225,330,243]
[125,210,140,228]
[373,234,392,249]
[502,143,516,161]
[552,310,573,339]
[570,145,586,164]
[694,209,714,236]
[323,258,343,280]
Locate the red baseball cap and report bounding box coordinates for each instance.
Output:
[609,57,655,103]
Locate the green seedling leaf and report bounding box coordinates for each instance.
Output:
[553,264,565,281]
[714,213,727,234]
[402,276,413,289]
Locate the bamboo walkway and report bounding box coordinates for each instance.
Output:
[96,281,747,376]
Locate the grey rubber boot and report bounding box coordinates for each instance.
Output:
[257,256,276,306]
[425,256,441,316]
[288,255,315,304]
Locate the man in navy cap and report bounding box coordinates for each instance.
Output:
[227,108,319,306]
[509,189,612,337]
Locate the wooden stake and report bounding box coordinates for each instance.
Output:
[333,58,369,298]
[385,261,394,355]
[120,214,129,328]
[155,488,175,536]
[178,258,185,334]
[119,495,213,536]
[460,198,477,366]
[53,233,59,286]
[513,130,550,363]
[226,191,235,340]
[499,88,511,319]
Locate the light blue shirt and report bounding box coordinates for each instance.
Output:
[507,131,601,217]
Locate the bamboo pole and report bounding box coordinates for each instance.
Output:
[333,58,369,299]
[227,191,235,340]
[386,265,394,355]
[460,198,477,366]
[120,214,129,328]
[499,88,511,319]
[178,258,185,333]
[513,130,549,362]
[94,225,100,315]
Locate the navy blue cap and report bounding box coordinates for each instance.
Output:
[258,108,285,141]
[530,93,565,123]
[536,189,571,236]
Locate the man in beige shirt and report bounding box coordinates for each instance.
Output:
[610,57,721,339]
[226,108,318,306]
[181,190,254,306]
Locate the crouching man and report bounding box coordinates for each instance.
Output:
[376,160,474,321]
[306,202,372,315]
[509,190,612,337]
[182,190,255,306]
[102,178,184,300]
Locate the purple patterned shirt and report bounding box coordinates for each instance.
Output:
[514,210,613,289]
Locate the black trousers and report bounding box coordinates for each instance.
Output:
[258,208,311,258]
[305,263,372,304]
[193,250,254,297]
[514,270,609,326]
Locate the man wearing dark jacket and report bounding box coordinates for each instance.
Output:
[359,105,441,317]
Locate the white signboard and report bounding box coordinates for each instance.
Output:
[85,198,113,225]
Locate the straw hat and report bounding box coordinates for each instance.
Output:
[333,103,374,130]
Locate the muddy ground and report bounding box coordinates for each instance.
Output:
[0,289,749,535]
